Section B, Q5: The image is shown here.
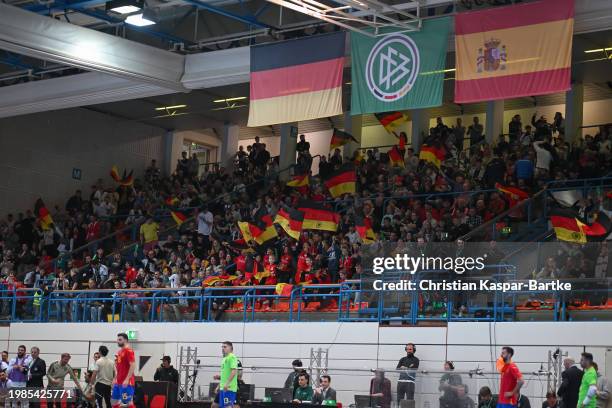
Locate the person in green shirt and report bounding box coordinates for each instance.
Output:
[578,352,598,408]
[293,372,314,403]
[213,341,238,408]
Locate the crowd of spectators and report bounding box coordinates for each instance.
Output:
[0,116,609,321]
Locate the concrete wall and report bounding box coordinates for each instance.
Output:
[2,322,610,407]
[0,108,167,216]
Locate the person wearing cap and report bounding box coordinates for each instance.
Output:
[154,356,179,384]
[284,359,306,395]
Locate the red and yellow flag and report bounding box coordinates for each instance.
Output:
[298,200,340,232]
[34,198,53,230]
[387,146,404,168]
[550,208,612,243]
[165,197,187,226]
[110,166,134,186]
[329,128,357,150]
[355,216,376,244]
[419,144,446,168]
[374,112,407,132]
[324,164,356,198]
[454,0,574,103]
[274,207,304,241]
[275,283,294,297]
[495,183,529,207]
[287,173,309,188]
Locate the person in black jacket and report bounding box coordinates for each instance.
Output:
[396,343,419,402]
[27,346,46,408]
[154,356,179,384]
[558,357,583,408]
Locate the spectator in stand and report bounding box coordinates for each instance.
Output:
[453,118,466,151]
[140,217,160,253]
[509,115,522,144]
[468,117,484,149]
[531,113,552,140]
[154,356,179,384]
[296,134,312,173]
[553,112,565,139]
[197,205,214,253]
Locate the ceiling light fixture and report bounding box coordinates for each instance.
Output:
[125,13,156,26]
[213,97,247,103]
[155,104,187,111]
[584,47,612,54]
[106,0,144,14]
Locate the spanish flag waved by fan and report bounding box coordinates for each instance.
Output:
[329,128,358,150]
[275,283,294,297]
[324,164,357,198]
[550,208,612,243]
[165,197,188,226]
[387,145,405,168]
[110,166,134,186]
[419,143,446,168]
[34,198,54,230]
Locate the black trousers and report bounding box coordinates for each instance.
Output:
[397,381,415,401]
[95,383,112,408]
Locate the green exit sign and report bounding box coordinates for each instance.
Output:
[126,329,138,341]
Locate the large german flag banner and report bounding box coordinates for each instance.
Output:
[374,111,407,133]
[455,0,574,103]
[387,146,405,168]
[247,32,345,127]
[324,164,357,198]
[274,206,304,241]
[330,128,358,150]
[419,144,446,168]
[550,208,611,243]
[355,215,376,244]
[297,200,340,232]
[34,198,53,230]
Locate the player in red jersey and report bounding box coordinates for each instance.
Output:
[112,333,136,408]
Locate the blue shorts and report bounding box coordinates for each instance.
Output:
[112,384,134,404]
[219,390,236,408]
[496,404,517,408]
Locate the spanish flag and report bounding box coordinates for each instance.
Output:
[287,173,309,188]
[203,276,222,287]
[330,128,358,150]
[419,144,446,168]
[274,206,304,241]
[34,198,53,230]
[550,208,611,243]
[298,200,340,232]
[275,283,294,297]
[355,216,376,244]
[165,197,188,226]
[495,183,529,207]
[324,164,357,198]
[387,146,405,168]
[454,0,574,103]
[374,111,407,133]
[110,166,134,187]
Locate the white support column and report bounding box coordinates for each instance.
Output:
[163,131,175,177]
[219,123,240,168]
[344,111,362,159]
[279,123,298,180]
[565,82,584,143]
[411,109,429,152]
[486,100,504,144]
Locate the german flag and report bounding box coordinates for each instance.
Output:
[274,206,304,240]
[287,173,309,187]
[355,216,376,243]
[374,111,407,132]
[34,198,53,230]
[324,164,357,198]
[495,183,529,207]
[550,208,612,243]
[387,146,404,168]
[165,197,188,226]
[330,128,358,150]
[297,200,340,232]
[275,283,294,297]
[110,166,134,187]
[419,144,446,168]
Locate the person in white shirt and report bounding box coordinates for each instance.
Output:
[533,140,552,177]
[197,205,214,251]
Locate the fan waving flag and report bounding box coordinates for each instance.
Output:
[274,206,304,241]
[248,32,345,127]
[286,173,309,188]
[251,210,278,245]
[298,200,340,232]
[454,0,574,103]
[550,208,612,243]
[387,146,405,168]
[330,128,358,150]
[355,216,376,244]
[374,112,407,133]
[165,197,188,226]
[324,164,357,198]
[495,183,529,207]
[110,166,134,187]
[34,198,54,230]
[419,144,446,168]
[275,283,294,297]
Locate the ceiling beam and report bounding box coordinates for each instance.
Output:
[0,3,186,91]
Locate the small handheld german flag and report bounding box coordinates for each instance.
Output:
[165,197,188,226]
[324,164,357,198]
[275,283,294,297]
[374,111,407,133]
[495,183,529,207]
[110,166,134,187]
[329,128,358,150]
[419,144,446,168]
[355,215,376,243]
[286,173,309,188]
[387,146,405,168]
[34,198,54,230]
